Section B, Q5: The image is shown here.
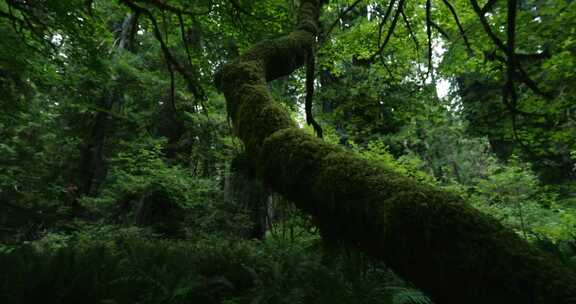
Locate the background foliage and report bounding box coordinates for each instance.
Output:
[0,0,575,302]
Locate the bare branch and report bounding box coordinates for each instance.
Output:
[369,0,404,62]
[430,20,450,39]
[481,0,498,14]
[305,48,323,138]
[400,9,419,51]
[376,0,397,49]
[469,0,506,50]
[177,13,194,68]
[470,0,552,101]
[323,0,364,40]
[441,0,473,53]
[426,0,433,76]
[121,0,207,105]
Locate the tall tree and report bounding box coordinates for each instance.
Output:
[78,12,139,197]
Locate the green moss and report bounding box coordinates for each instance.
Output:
[215,60,264,95]
[260,129,576,303]
[214,0,576,301]
[259,128,338,200]
[239,31,314,81]
[297,1,321,34]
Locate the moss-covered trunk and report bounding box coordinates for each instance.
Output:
[215,1,576,303]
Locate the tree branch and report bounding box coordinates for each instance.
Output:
[121,0,206,103]
[481,0,498,14]
[305,48,323,138]
[469,0,507,50]
[470,0,553,101]
[430,20,450,40]
[322,0,364,41]
[369,0,404,62]
[400,9,419,51]
[214,1,576,302]
[441,0,473,53]
[131,0,212,17]
[426,0,433,77]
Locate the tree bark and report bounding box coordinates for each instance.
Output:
[78,13,138,196]
[228,153,270,240]
[215,1,576,303]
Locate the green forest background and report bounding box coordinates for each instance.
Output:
[0,0,575,303]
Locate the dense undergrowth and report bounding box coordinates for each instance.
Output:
[0,227,431,304]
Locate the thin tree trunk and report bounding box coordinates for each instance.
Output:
[229,153,269,240]
[78,13,138,196]
[214,1,576,303]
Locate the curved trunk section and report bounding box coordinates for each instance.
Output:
[215,1,576,303]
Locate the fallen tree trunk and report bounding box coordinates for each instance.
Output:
[215,1,576,303]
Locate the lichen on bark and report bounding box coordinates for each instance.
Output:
[214,0,576,303]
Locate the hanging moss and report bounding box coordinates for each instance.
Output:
[214,0,576,303]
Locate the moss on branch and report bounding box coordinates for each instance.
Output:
[214,0,576,303]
